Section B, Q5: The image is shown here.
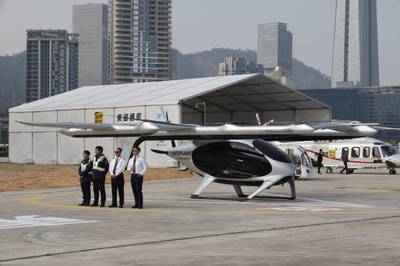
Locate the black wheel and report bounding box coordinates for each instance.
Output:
[326,167,333,174]
[348,169,354,174]
[389,169,396,175]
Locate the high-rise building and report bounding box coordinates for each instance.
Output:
[257,22,293,75]
[331,0,379,88]
[108,0,172,84]
[26,30,79,102]
[218,57,257,76]
[73,3,108,87]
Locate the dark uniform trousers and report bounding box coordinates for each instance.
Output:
[80,175,91,204]
[93,176,106,205]
[340,160,349,174]
[131,174,143,207]
[317,160,323,174]
[111,174,124,206]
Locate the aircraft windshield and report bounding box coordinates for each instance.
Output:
[381,146,397,157]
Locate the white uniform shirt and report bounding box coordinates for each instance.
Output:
[108,156,127,177]
[127,156,148,176]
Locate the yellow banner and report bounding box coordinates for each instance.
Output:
[94,112,103,124]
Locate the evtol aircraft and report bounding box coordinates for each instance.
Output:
[18,119,381,201]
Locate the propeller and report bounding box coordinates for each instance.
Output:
[166,112,176,148]
[256,113,274,126]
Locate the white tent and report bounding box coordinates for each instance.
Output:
[9,74,330,166]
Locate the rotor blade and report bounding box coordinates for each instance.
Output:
[16,120,120,130]
[374,126,400,131]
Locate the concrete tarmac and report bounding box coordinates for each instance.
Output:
[0,170,400,265]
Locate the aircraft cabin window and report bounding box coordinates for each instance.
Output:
[363,147,371,158]
[351,147,360,158]
[373,147,381,158]
[342,147,349,155]
[252,140,291,163]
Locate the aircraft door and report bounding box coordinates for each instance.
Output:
[372,146,382,163]
[300,152,311,178]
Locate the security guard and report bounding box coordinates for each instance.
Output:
[91,146,109,207]
[127,146,147,209]
[78,150,92,206]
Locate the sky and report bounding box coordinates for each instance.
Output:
[0,0,398,85]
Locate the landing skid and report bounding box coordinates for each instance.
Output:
[240,175,296,201]
[191,175,296,202]
[190,175,215,199]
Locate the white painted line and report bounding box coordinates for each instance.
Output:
[142,196,371,210]
[295,196,371,208]
[266,207,344,212]
[0,215,99,230]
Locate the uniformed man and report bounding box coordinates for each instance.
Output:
[78,150,92,206]
[91,146,109,207]
[340,149,349,174]
[317,149,324,174]
[108,147,126,208]
[127,146,147,209]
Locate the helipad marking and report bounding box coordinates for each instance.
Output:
[0,215,98,230]
[20,195,397,217]
[266,207,344,212]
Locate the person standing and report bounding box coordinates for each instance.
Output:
[340,149,349,174]
[108,147,126,208]
[127,146,147,209]
[78,150,92,206]
[317,149,324,174]
[91,146,109,207]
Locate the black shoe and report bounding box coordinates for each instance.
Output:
[100,203,105,207]
[138,206,143,209]
[119,205,123,208]
[108,204,117,208]
[132,205,138,209]
[78,202,85,206]
[90,203,98,207]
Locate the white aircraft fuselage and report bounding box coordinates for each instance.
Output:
[154,139,296,200]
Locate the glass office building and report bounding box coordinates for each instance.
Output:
[331,0,379,88]
[257,22,292,75]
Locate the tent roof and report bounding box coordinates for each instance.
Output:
[9,74,329,113]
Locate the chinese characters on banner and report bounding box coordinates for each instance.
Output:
[116,112,142,122]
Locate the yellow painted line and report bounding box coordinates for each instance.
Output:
[19,196,400,217]
[366,187,400,192]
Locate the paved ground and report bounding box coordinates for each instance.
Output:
[0,170,400,265]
